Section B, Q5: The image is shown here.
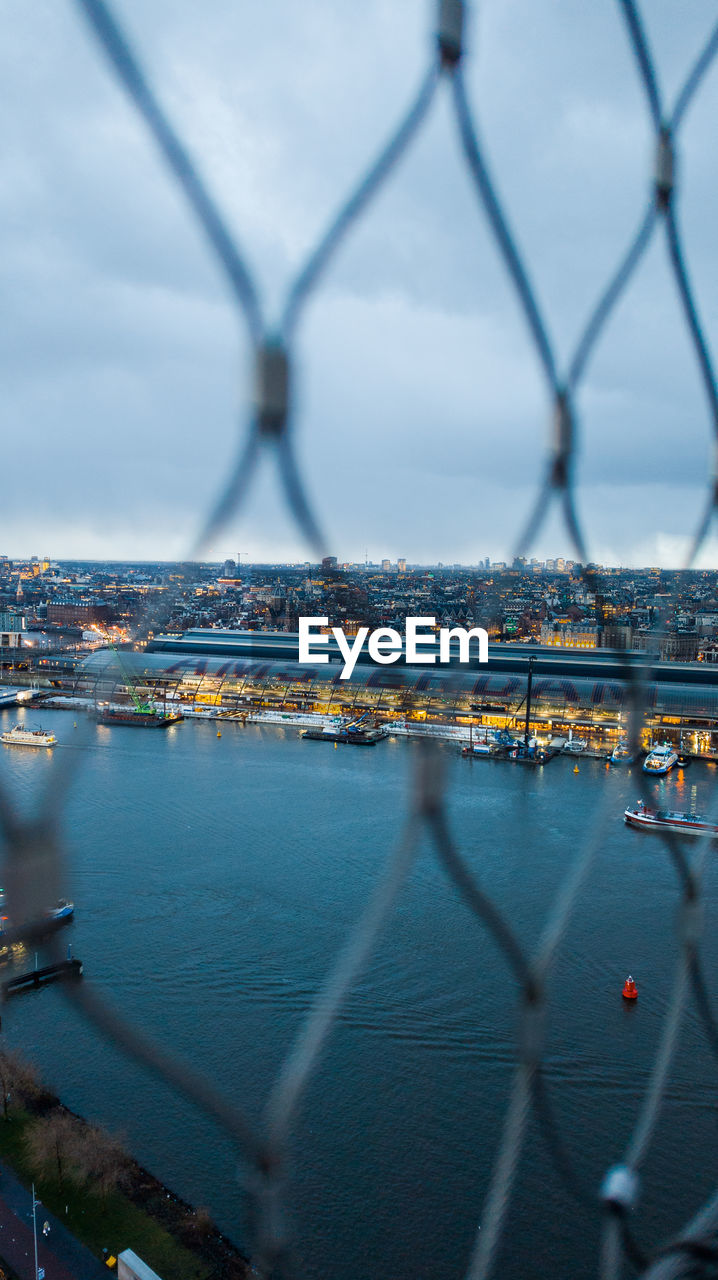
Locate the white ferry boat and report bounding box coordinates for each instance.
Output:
[625,800,718,836]
[642,743,678,775]
[611,740,638,764]
[0,724,56,748]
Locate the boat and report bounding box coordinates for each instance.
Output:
[302,714,385,745]
[462,729,515,758]
[0,897,74,941]
[95,706,183,728]
[611,740,637,764]
[643,743,678,775]
[507,740,550,765]
[1,724,56,748]
[46,899,74,923]
[563,736,588,755]
[624,800,718,836]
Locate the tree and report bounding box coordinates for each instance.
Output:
[80,1124,129,1198]
[24,1109,129,1197]
[24,1110,81,1187]
[0,1047,39,1121]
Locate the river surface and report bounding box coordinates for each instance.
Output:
[2,706,718,1280]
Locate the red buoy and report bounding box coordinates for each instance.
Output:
[622,975,638,1000]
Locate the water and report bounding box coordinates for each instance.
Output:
[2,707,718,1279]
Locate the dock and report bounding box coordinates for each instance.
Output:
[2,957,83,997]
[0,685,44,710]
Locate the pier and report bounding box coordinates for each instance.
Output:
[2,957,83,997]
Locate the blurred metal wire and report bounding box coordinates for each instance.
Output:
[1,1,718,1278]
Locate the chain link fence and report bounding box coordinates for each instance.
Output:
[3,1,718,1277]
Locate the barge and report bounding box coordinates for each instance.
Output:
[624,800,718,836]
[95,706,183,728]
[302,712,385,746]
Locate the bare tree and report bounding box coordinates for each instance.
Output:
[25,1109,128,1197]
[0,1047,39,1121]
[80,1124,129,1198]
[24,1110,81,1187]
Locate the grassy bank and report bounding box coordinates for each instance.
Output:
[0,1106,246,1280]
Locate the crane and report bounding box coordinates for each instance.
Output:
[108,641,154,716]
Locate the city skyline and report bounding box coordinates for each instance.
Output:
[2,551,716,572]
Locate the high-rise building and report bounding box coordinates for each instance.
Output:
[397,558,407,573]
[381,559,391,571]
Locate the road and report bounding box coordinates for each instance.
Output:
[0,1162,108,1280]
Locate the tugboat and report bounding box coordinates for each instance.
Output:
[643,743,678,775]
[624,799,718,837]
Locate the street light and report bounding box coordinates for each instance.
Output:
[30,1185,49,1280]
[32,1183,41,1280]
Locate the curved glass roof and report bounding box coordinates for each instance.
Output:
[76,650,718,719]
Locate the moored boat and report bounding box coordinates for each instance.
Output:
[302,711,385,746]
[1,724,56,748]
[611,740,637,764]
[462,729,515,758]
[46,899,74,923]
[95,706,182,728]
[624,799,718,836]
[642,743,678,775]
[0,897,74,941]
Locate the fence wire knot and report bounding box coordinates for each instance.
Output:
[655,127,675,210]
[678,893,703,950]
[601,1165,640,1213]
[437,0,464,67]
[550,390,574,487]
[245,1153,290,1274]
[255,339,290,439]
[413,740,446,816]
[518,982,546,1066]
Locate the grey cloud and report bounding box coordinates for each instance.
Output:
[1,1,718,565]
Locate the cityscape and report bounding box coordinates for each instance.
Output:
[3,553,718,765]
[4,553,718,662]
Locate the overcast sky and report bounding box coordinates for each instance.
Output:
[2,0,718,566]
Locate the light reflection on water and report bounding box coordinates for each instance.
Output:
[1,706,718,1280]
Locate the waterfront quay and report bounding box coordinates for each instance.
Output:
[24,630,718,759]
